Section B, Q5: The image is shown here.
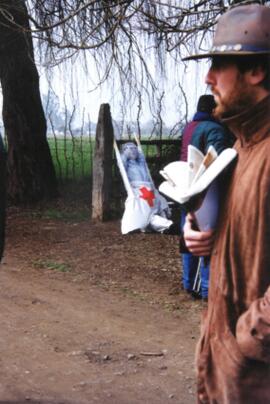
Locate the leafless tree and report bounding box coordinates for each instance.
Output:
[0,0,57,204]
[26,0,269,129]
[24,1,268,71]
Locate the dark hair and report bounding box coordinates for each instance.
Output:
[211,55,270,90]
[234,55,270,91]
[197,94,216,113]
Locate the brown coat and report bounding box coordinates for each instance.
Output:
[197,95,270,404]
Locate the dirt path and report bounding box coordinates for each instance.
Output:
[0,207,204,403]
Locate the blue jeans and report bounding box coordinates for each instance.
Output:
[181,212,209,298]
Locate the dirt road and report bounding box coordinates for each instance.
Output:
[0,207,203,403]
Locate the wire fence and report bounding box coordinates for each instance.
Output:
[48,136,94,182]
[48,135,181,184]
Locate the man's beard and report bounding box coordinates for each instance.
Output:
[212,73,257,119]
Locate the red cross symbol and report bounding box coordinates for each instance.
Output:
[139,187,155,207]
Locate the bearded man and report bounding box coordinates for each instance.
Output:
[182,4,270,403]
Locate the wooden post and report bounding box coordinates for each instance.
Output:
[92,103,114,221]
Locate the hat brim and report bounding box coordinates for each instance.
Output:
[182,50,270,61]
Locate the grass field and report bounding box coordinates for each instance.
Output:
[48,137,94,181]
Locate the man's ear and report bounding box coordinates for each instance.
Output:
[245,65,266,86]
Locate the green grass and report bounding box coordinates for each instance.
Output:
[33,259,71,272]
[30,207,90,222]
[48,137,94,181]
[42,208,89,221]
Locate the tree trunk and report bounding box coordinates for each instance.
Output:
[0,141,6,260]
[0,1,58,203]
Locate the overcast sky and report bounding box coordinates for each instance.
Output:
[39,53,210,129]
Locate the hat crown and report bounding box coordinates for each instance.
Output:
[183,4,270,60]
[213,4,270,52]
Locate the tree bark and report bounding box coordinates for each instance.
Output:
[0,142,6,260]
[0,0,58,203]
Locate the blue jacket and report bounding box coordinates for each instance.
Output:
[180,111,235,161]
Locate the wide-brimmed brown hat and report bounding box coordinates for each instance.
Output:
[183,4,270,61]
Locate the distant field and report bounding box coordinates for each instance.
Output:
[47,137,94,181]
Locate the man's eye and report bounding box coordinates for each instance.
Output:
[211,57,233,70]
[211,60,223,70]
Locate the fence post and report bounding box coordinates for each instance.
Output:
[92,103,114,221]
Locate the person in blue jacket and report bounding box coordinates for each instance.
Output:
[180,95,234,300]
